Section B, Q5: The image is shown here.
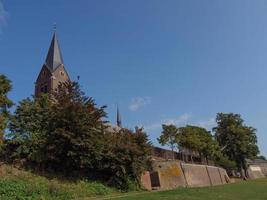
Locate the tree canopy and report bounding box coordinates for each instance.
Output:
[157,124,236,169]
[213,113,259,176]
[3,81,151,190]
[157,124,179,159]
[0,74,13,144]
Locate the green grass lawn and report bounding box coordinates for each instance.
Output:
[106,178,267,200]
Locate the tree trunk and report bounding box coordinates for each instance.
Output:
[242,160,248,179]
[171,146,175,160]
[240,168,246,179]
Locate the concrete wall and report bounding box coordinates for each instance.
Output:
[257,163,267,176]
[140,160,230,190]
[247,165,265,179]
[258,163,267,176]
[151,160,186,190]
[182,163,230,188]
[207,166,223,186]
[219,168,230,184]
[140,171,152,190]
[182,163,211,187]
[247,159,267,177]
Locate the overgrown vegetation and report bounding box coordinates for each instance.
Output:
[158,113,260,175]
[0,164,116,200]
[0,75,152,190]
[214,113,259,177]
[0,72,262,197]
[158,124,236,169]
[0,75,13,144]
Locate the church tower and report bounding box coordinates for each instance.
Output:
[35,32,70,96]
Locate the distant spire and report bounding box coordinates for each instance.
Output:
[45,30,64,71]
[116,105,122,127]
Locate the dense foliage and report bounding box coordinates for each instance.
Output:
[157,124,179,159]
[0,74,13,144]
[157,124,235,169]
[213,113,259,176]
[2,81,151,190]
[0,73,262,187]
[0,164,115,200]
[158,112,260,175]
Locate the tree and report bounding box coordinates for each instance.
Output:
[9,81,107,172]
[178,125,235,167]
[102,127,152,190]
[213,113,259,177]
[0,74,13,144]
[7,95,53,164]
[47,81,107,172]
[257,155,266,160]
[178,125,214,163]
[7,81,152,190]
[157,124,179,159]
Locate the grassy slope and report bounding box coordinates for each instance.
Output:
[109,178,267,200]
[0,164,117,200]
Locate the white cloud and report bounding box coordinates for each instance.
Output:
[144,113,191,131]
[143,114,217,132]
[0,1,8,33]
[128,96,151,111]
[195,118,216,130]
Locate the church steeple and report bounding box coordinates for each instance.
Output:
[35,31,70,97]
[45,32,64,71]
[117,106,122,127]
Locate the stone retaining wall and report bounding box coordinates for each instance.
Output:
[141,160,230,190]
[247,165,265,179]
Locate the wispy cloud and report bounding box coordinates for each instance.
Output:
[143,114,217,132]
[0,1,8,33]
[195,118,216,130]
[128,97,151,111]
[144,113,191,131]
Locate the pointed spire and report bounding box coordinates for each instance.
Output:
[117,105,122,127]
[45,31,64,71]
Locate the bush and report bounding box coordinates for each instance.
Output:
[5,81,152,190]
[0,165,116,200]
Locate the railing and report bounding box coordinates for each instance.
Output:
[152,147,215,166]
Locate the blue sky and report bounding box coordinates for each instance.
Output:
[1,0,267,156]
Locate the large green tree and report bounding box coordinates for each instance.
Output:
[7,95,53,163]
[179,125,217,163]
[157,124,179,159]
[0,75,13,144]
[9,81,106,172]
[157,124,234,168]
[102,127,152,190]
[7,81,151,190]
[213,113,259,177]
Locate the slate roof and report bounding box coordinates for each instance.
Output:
[45,32,64,71]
